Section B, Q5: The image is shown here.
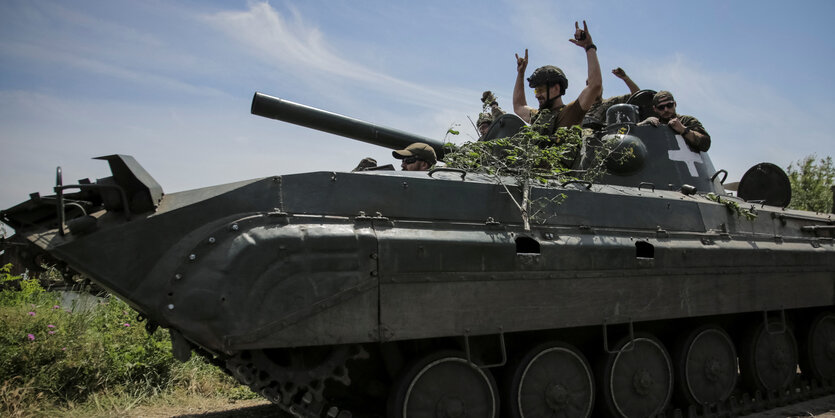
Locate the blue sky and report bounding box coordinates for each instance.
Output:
[1,0,834,219]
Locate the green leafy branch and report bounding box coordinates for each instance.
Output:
[706,193,758,220]
[444,125,581,230]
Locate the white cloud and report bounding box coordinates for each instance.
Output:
[202,2,473,111]
[1,40,228,98]
[0,1,229,99]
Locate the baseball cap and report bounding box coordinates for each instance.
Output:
[652,91,676,106]
[392,142,437,165]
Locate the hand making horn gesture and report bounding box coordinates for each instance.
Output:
[569,20,594,49]
[515,48,528,75]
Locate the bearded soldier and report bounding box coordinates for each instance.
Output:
[512,20,602,140]
[638,90,711,152]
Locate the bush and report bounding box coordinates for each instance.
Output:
[0,263,254,416]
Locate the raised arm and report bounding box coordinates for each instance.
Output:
[612,67,640,94]
[569,21,602,111]
[512,48,534,123]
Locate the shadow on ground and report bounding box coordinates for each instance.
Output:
[176,403,289,418]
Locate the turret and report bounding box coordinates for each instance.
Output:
[251,92,446,159]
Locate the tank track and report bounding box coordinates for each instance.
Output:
[225,345,368,418]
[224,344,835,417]
[660,378,835,417]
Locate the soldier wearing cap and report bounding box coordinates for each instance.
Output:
[512,20,602,139]
[392,142,437,171]
[638,90,711,152]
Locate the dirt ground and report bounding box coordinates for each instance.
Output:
[120,398,284,418]
[738,393,835,417]
[117,394,835,418]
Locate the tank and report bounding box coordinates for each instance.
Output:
[2,92,834,418]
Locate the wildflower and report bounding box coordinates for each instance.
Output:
[53,305,60,310]
[62,347,66,351]
[27,311,35,317]
[48,331,55,335]
[27,334,35,341]
[123,323,131,327]
[47,324,55,328]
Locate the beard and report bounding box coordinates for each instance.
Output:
[538,96,557,111]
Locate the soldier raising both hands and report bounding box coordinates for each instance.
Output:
[512,20,602,138]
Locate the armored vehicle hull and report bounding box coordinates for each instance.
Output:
[2,95,834,417]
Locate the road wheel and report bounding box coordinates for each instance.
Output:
[387,350,499,418]
[599,333,673,417]
[508,341,594,417]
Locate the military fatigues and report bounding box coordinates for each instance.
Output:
[582,93,631,129]
[490,104,506,120]
[528,101,585,167]
[662,114,710,152]
[529,100,585,137]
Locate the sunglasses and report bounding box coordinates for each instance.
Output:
[655,102,675,110]
[402,156,420,164]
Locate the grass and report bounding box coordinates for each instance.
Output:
[0,264,257,417]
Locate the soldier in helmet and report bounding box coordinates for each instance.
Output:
[512,21,602,138]
[638,90,711,152]
[477,113,493,138]
[392,142,437,171]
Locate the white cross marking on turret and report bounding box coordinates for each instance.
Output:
[668,135,703,177]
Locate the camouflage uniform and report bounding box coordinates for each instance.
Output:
[651,91,711,152]
[489,103,506,120]
[529,100,585,138]
[582,93,631,129]
[480,91,507,122]
[660,115,708,138]
[352,157,378,172]
[529,101,585,168]
[662,114,710,151]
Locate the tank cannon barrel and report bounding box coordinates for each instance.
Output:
[251,92,446,158]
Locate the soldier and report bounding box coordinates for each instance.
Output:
[477,91,507,138]
[512,21,602,138]
[352,157,378,172]
[477,113,493,138]
[582,67,641,130]
[638,91,711,152]
[481,91,506,120]
[392,142,437,171]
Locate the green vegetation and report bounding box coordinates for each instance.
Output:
[705,193,758,220]
[787,155,834,213]
[445,125,579,230]
[444,124,626,230]
[0,264,256,417]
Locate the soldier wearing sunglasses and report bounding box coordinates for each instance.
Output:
[512,20,602,138]
[392,142,437,171]
[638,90,711,152]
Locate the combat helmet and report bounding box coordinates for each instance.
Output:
[477,113,493,127]
[527,65,568,96]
